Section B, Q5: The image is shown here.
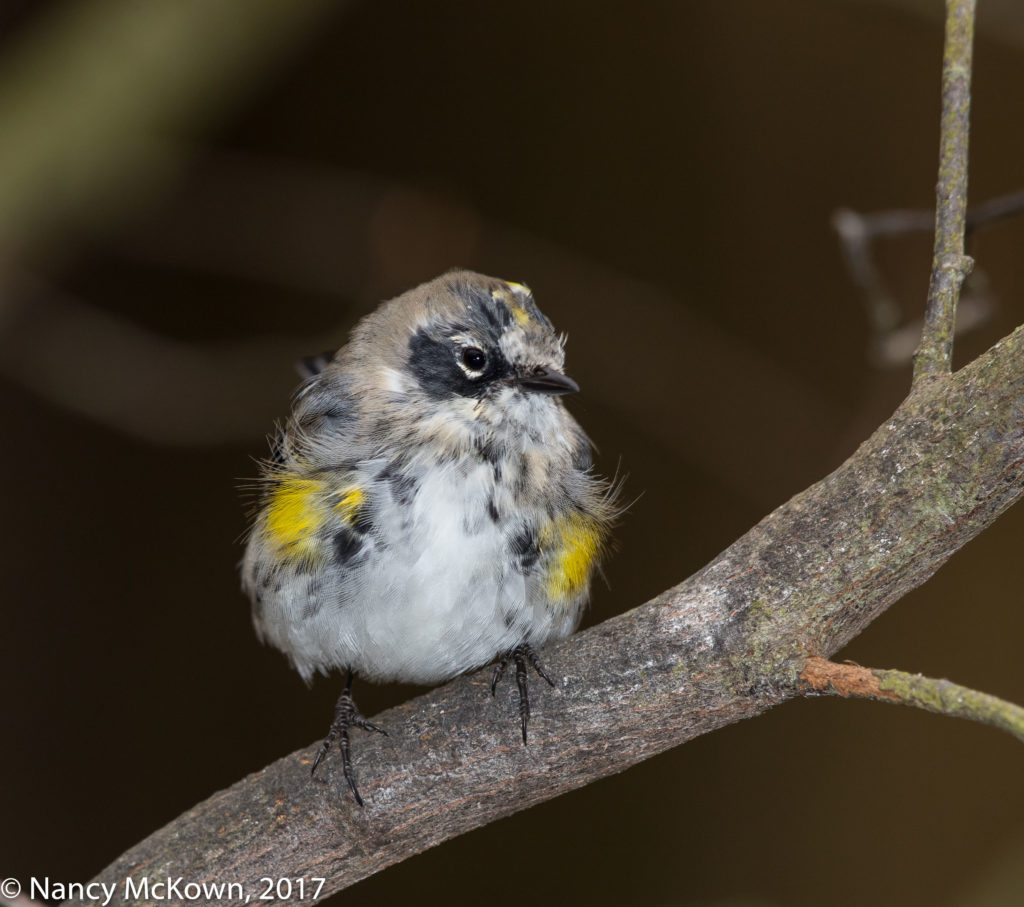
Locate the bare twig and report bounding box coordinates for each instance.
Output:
[800,657,1024,743]
[912,0,976,382]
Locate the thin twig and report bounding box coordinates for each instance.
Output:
[912,0,977,382]
[800,657,1024,744]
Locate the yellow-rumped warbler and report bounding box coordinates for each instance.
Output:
[242,270,618,805]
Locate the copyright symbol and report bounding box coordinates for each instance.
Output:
[1,878,21,898]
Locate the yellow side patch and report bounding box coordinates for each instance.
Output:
[541,513,605,602]
[264,475,364,566]
[264,476,327,565]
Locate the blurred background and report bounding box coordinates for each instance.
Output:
[3,1,1024,905]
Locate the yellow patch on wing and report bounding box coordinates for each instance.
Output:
[264,475,364,566]
[541,513,605,602]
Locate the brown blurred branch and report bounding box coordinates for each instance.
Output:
[0,0,341,257]
[79,318,1024,901]
[801,658,1024,743]
[0,276,335,446]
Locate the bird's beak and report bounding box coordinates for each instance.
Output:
[517,366,580,396]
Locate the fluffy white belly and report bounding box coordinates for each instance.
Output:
[288,460,554,684]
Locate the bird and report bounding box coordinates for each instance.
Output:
[241,270,617,805]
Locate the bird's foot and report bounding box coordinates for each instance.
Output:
[311,670,387,807]
[491,642,556,744]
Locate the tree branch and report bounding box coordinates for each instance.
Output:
[800,657,1024,743]
[913,0,976,382]
[78,321,1024,903]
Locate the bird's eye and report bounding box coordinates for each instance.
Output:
[460,346,487,375]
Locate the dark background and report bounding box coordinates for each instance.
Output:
[3,2,1024,905]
